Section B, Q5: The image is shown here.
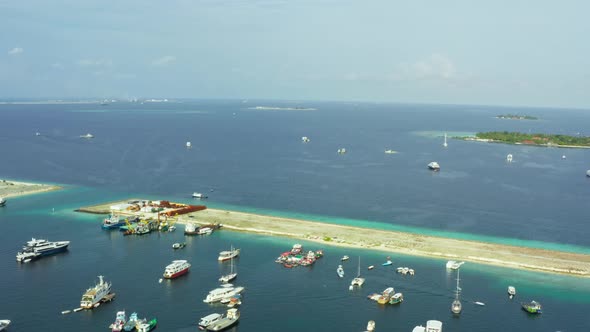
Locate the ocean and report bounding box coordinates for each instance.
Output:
[0,100,589,331]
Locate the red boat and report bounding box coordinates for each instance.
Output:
[163,260,191,279]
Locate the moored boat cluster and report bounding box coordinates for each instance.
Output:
[275,244,324,268]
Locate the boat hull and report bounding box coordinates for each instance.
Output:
[164,267,189,279]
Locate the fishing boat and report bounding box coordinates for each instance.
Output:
[102,214,126,229]
[81,275,112,309]
[341,255,349,261]
[337,265,344,278]
[172,242,186,249]
[377,287,395,304]
[137,318,157,332]
[123,312,138,331]
[199,313,222,330]
[218,247,240,261]
[163,260,191,279]
[389,292,403,304]
[508,286,516,298]
[0,320,10,331]
[206,308,240,331]
[521,300,542,314]
[451,269,462,314]
[428,161,440,171]
[219,251,238,283]
[350,256,365,288]
[16,238,70,262]
[110,311,126,332]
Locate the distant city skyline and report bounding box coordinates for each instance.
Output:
[1,0,589,109]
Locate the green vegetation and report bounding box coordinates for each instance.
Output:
[323,236,332,242]
[475,131,590,147]
[496,114,538,120]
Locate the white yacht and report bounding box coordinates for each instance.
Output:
[192,192,207,199]
[218,247,240,261]
[0,197,6,207]
[446,260,464,270]
[507,154,513,162]
[0,320,10,331]
[80,275,112,309]
[336,265,344,278]
[508,285,516,298]
[203,286,245,303]
[350,256,365,288]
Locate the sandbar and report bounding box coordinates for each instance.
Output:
[77,199,590,278]
[0,179,62,198]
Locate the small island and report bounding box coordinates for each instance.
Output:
[496,114,538,120]
[467,131,590,148]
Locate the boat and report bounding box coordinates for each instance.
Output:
[389,292,403,304]
[507,154,513,162]
[102,214,126,229]
[192,192,208,199]
[137,318,157,332]
[341,255,349,261]
[80,133,94,139]
[0,320,10,331]
[428,161,440,171]
[521,300,542,314]
[206,308,239,331]
[366,320,376,332]
[123,312,138,331]
[198,227,213,235]
[291,244,303,254]
[451,269,462,314]
[350,256,365,288]
[199,313,222,330]
[367,265,374,270]
[172,242,186,249]
[110,310,126,332]
[186,141,192,148]
[218,247,240,261]
[80,275,112,309]
[377,287,395,304]
[382,256,393,266]
[301,136,310,143]
[203,286,245,303]
[443,132,448,147]
[508,286,516,298]
[426,320,443,332]
[184,222,199,235]
[586,169,590,177]
[384,149,397,154]
[337,148,346,154]
[219,250,238,283]
[474,301,485,306]
[227,294,242,308]
[446,260,465,270]
[16,238,70,263]
[337,265,344,278]
[0,197,6,207]
[163,259,191,279]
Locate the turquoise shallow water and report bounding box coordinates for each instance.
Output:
[1,100,590,330]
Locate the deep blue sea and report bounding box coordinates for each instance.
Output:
[0,100,589,331]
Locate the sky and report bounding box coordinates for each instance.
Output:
[1,0,589,108]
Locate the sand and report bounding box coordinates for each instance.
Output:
[76,199,590,277]
[0,180,62,198]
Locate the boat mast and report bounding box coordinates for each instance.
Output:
[443,133,448,147]
[357,256,361,277]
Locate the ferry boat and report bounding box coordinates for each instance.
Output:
[16,238,70,263]
[199,313,222,330]
[206,308,240,331]
[203,286,245,303]
[80,275,112,309]
[428,161,440,171]
[521,300,542,314]
[163,260,191,279]
[0,197,6,207]
[184,222,199,235]
[0,320,10,331]
[137,318,157,332]
[110,311,126,332]
[218,247,240,261]
[123,312,138,331]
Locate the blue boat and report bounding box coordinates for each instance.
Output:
[382,256,393,266]
[102,214,126,229]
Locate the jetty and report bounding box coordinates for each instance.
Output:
[76,199,590,278]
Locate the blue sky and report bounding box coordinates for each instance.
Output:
[1,0,589,108]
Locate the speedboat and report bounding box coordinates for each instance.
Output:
[428,161,440,171]
[336,265,344,278]
[341,255,349,261]
[384,149,397,154]
[192,192,208,199]
[301,136,310,142]
[508,286,516,298]
[0,197,6,207]
[172,242,186,249]
[382,257,393,266]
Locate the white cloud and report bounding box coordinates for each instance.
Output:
[151,55,176,66]
[393,54,457,81]
[77,59,112,67]
[8,47,24,55]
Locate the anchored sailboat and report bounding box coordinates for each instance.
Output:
[451,269,462,314]
[350,256,365,289]
[219,245,238,283]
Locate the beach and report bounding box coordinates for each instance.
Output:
[0,180,62,198]
[78,200,590,278]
